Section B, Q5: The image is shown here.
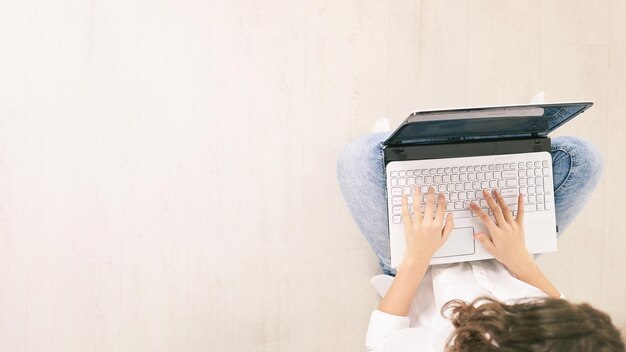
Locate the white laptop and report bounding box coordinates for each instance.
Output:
[384,102,593,268]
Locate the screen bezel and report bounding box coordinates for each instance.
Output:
[383,102,593,147]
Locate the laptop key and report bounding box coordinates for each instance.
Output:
[499,188,518,197]
[502,170,516,178]
[502,196,518,205]
[451,210,472,218]
[505,179,518,187]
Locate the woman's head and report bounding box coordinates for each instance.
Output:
[443,296,624,352]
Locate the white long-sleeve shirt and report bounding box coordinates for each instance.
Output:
[365,259,557,352]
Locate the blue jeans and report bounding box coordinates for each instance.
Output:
[337,133,604,275]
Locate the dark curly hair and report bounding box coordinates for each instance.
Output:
[442,296,625,352]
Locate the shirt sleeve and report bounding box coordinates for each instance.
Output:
[365,310,410,352]
[366,310,451,352]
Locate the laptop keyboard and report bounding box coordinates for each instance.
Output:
[388,160,554,224]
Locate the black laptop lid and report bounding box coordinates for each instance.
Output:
[383,102,593,146]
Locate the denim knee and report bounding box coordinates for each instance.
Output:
[336,132,387,180]
[337,138,362,184]
[552,136,604,184]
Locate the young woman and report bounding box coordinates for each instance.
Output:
[337,132,624,352]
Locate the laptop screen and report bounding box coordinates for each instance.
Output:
[383,102,592,146]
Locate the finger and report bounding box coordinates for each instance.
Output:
[494,189,513,223]
[474,232,496,254]
[516,192,525,225]
[441,213,454,243]
[401,194,413,234]
[484,189,506,225]
[470,201,496,231]
[413,185,423,225]
[424,186,435,220]
[434,192,446,223]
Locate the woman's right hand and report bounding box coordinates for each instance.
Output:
[470,189,534,276]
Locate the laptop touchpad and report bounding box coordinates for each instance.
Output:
[432,227,475,258]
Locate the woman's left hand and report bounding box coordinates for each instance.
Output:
[401,186,455,261]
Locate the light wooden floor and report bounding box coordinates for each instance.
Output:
[0,1,625,351]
